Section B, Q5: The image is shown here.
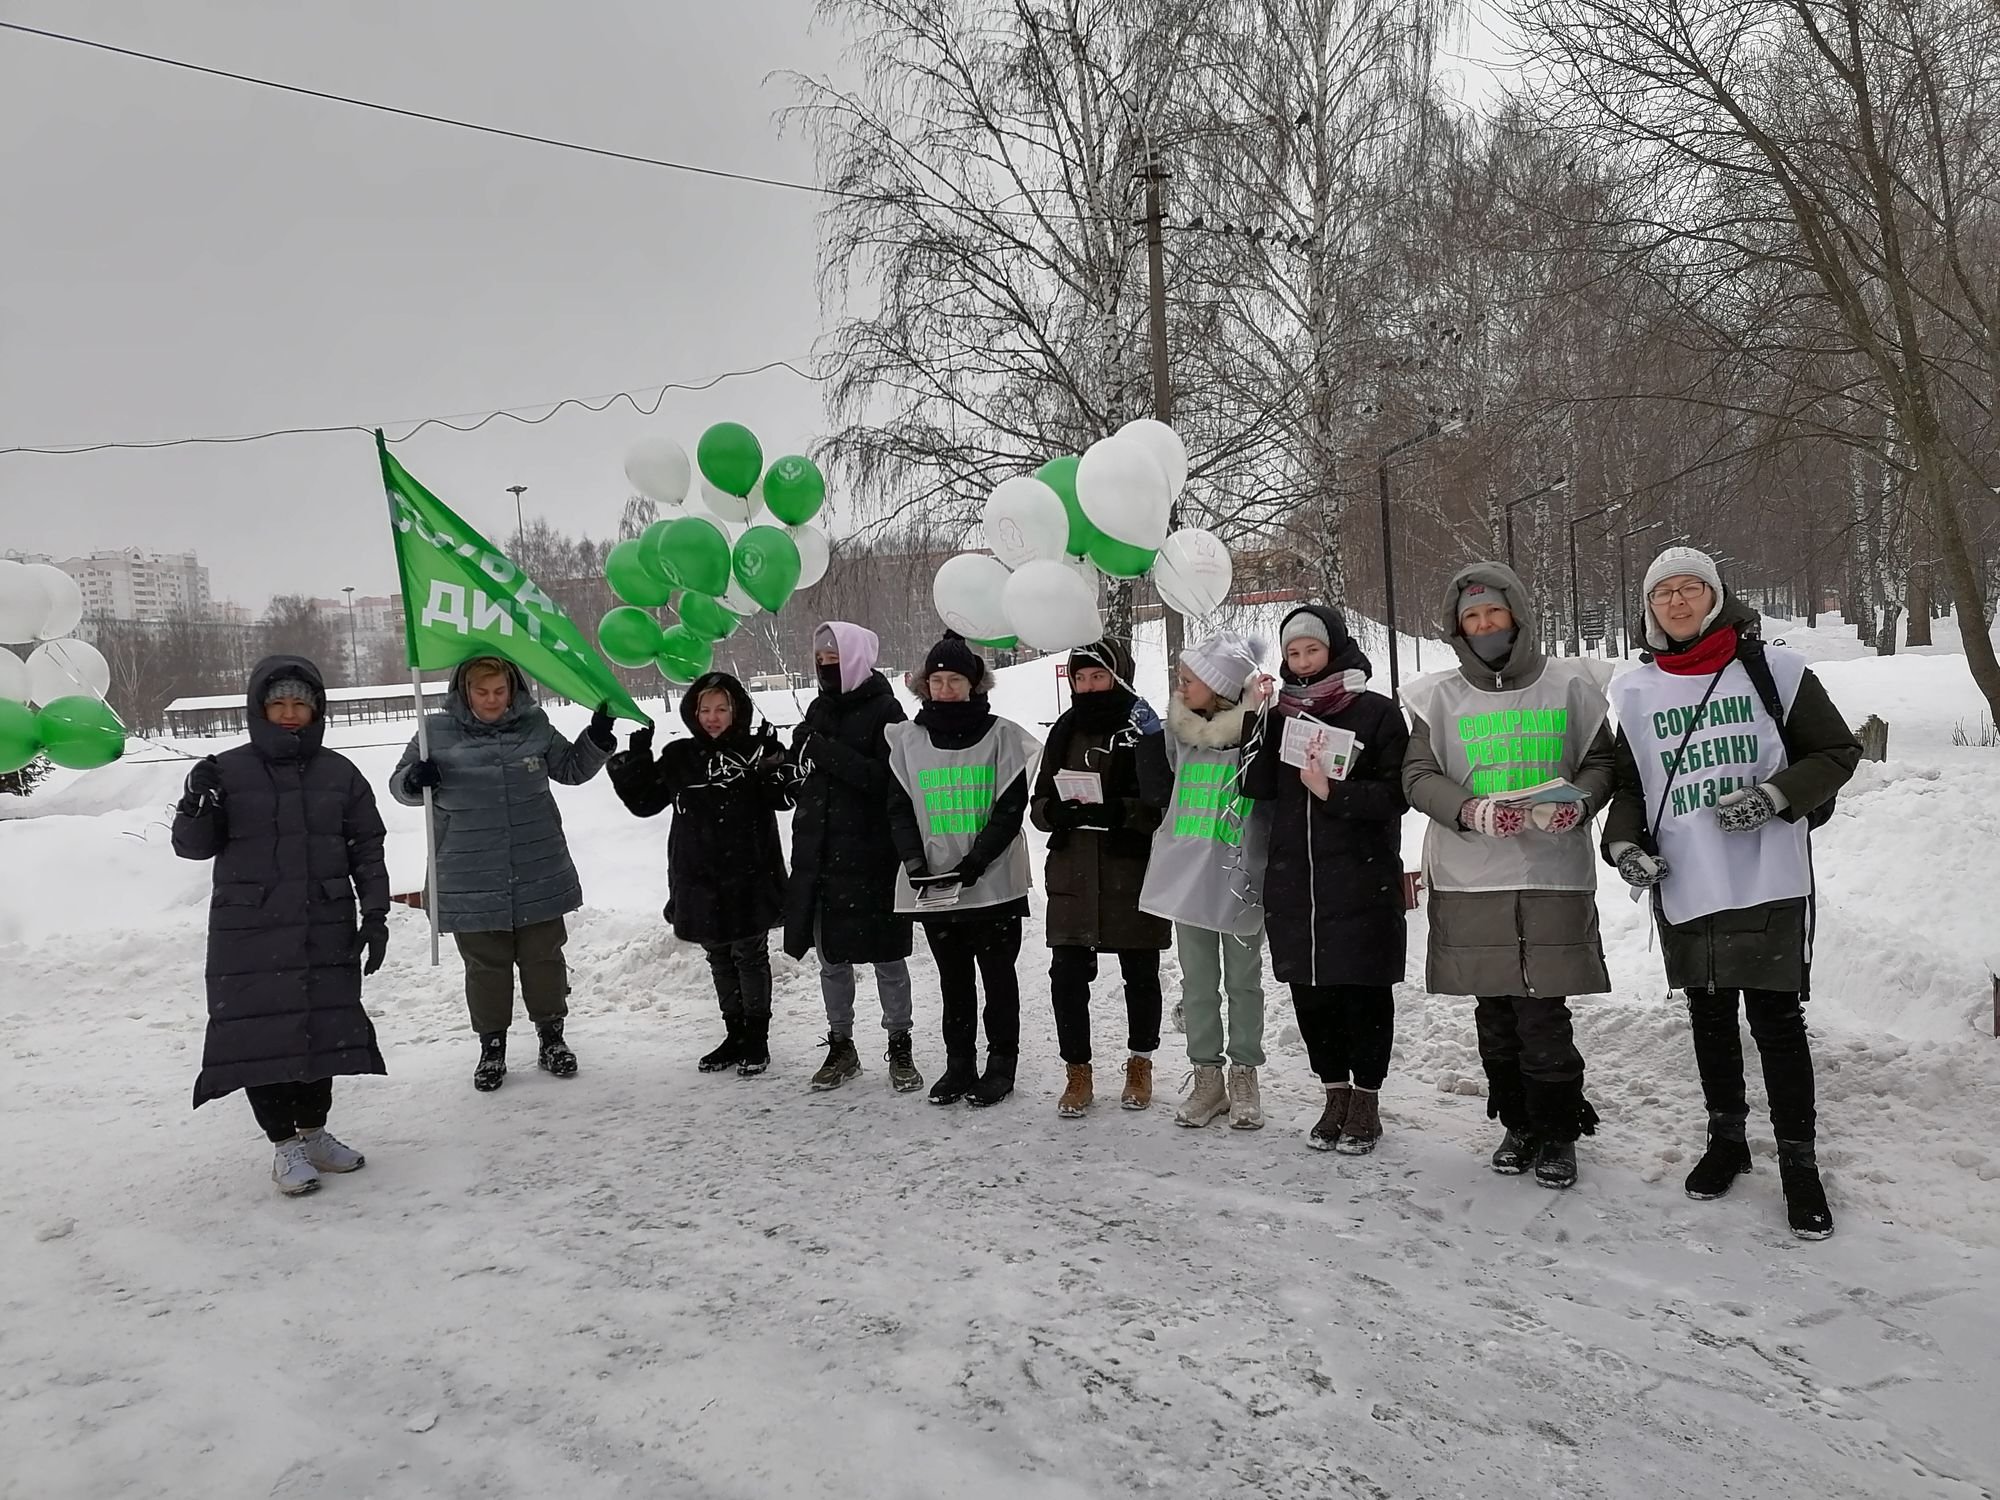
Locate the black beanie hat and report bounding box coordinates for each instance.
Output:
[922,630,985,687]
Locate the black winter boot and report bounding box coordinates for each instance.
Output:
[1777,1140,1834,1240]
[473,1030,508,1092]
[1524,1077,1596,1189]
[736,1015,770,1078]
[1490,1129,1537,1175]
[699,1016,745,1073]
[1684,1113,1752,1200]
[928,1052,979,1106]
[966,1053,1018,1108]
[1485,1062,1534,1174]
[536,1019,578,1078]
[886,1030,925,1094]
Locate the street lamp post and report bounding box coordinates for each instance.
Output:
[1567,504,1617,658]
[1611,521,1665,657]
[1377,417,1460,695]
[341,586,358,687]
[506,485,528,554]
[1502,475,1568,572]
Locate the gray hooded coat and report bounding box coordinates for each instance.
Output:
[391,660,610,934]
[1400,563,1616,999]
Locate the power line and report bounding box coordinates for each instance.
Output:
[0,357,823,457]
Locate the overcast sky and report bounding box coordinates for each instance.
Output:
[0,2,1516,615]
[0,0,848,610]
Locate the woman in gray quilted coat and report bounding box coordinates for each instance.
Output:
[392,657,613,1091]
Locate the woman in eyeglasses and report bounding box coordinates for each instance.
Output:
[1601,547,1859,1240]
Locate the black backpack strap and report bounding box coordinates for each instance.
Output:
[1647,666,1729,848]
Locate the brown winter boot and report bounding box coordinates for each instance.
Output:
[1308,1084,1351,1151]
[1121,1055,1154,1111]
[1335,1087,1383,1155]
[1057,1063,1094,1118]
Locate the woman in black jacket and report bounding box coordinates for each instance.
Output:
[782,621,919,1093]
[608,671,796,1077]
[172,656,390,1198]
[1244,605,1410,1155]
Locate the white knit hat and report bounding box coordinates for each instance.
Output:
[1642,546,1725,650]
[1180,631,1261,699]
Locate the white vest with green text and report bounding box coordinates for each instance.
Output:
[884,719,1041,915]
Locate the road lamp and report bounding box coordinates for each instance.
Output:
[1567,504,1618,657]
[1501,476,1568,572]
[1377,415,1462,695]
[341,585,358,686]
[1609,521,1665,657]
[506,485,528,554]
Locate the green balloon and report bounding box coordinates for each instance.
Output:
[598,606,665,668]
[36,695,124,771]
[644,516,732,596]
[969,635,1019,650]
[676,591,740,643]
[760,454,826,526]
[655,626,714,684]
[732,526,803,614]
[1036,455,1100,556]
[697,422,764,499]
[605,539,673,608]
[1086,531,1158,579]
[0,698,41,774]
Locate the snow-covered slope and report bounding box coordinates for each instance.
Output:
[3,624,1998,1497]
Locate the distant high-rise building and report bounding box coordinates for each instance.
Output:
[1,548,214,621]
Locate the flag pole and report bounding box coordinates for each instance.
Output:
[412,668,441,967]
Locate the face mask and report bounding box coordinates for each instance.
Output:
[1469,628,1517,665]
[817,662,843,694]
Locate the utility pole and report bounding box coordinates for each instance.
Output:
[1567,504,1616,657]
[506,485,528,557]
[341,585,358,687]
[1139,157,1184,669]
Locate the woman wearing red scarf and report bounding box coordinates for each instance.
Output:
[1602,547,1859,1240]
[1243,604,1410,1155]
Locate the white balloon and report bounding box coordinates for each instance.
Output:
[981,477,1070,569]
[0,647,28,701]
[624,437,692,506]
[1002,559,1102,653]
[1076,435,1171,549]
[1065,554,1104,603]
[932,553,1014,641]
[720,578,762,616]
[1116,418,1189,500]
[790,524,831,590]
[699,474,762,525]
[0,560,51,645]
[26,638,111,706]
[1153,529,1234,619]
[27,564,83,639]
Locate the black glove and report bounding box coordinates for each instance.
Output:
[358,914,388,976]
[626,724,656,759]
[1072,800,1121,830]
[904,857,931,880]
[586,704,618,752]
[184,756,222,801]
[953,856,988,886]
[1044,798,1085,831]
[403,758,442,794]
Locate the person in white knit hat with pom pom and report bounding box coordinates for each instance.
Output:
[1138,630,1274,1131]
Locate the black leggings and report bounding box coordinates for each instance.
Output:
[245,1078,333,1144]
[925,914,1023,1060]
[702,934,774,1021]
[1685,987,1816,1140]
[1291,984,1395,1090]
[1050,945,1163,1064]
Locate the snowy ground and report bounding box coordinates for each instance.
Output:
[4,612,1999,1498]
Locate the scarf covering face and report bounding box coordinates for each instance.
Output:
[915,696,994,737]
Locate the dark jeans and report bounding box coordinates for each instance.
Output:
[1291,984,1395,1090]
[454,917,570,1033]
[926,914,1023,1060]
[1050,945,1163,1065]
[1474,995,1585,1084]
[703,934,773,1021]
[1686,987,1817,1141]
[246,1078,332,1144]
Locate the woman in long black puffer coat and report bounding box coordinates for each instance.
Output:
[172,655,390,1198]
[608,670,797,1077]
[1243,605,1410,1156]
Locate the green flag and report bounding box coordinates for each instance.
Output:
[376,432,650,724]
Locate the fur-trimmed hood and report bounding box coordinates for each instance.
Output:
[1166,691,1254,750]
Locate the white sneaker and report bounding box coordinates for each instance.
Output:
[1174,1065,1230,1128]
[272,1137,321,1196]
[301,1127,365,1173]
[1227,1065,1264,1130]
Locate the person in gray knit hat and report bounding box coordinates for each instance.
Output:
[1140,631,1274,1130]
